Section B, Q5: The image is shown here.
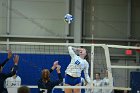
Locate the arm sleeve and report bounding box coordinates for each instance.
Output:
[0,58,9,67]
[51,73,63,86]
[84,62,91,84]
[49,68,53,73]
[68,46,77,58]
[4,65,18,78]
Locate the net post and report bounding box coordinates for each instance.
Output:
[90,44,94,83]
[102,45,113,86]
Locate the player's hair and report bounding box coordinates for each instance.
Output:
[83,48,89,62]
[95,72,100,76]
[84,52,89,61]
[42,69,50,81]
[18,86,30,93]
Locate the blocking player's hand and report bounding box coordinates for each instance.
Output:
[7,50,12,59]
[56,65,61,73]
[13,55,19,65]
[53,61,58,68]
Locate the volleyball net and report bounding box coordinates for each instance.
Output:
[0,41,140,92]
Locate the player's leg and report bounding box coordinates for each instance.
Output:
[64,84,72,93]
[73,83,81,93]
[64,74,73,93]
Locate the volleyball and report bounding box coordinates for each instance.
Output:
[64,14,73,24]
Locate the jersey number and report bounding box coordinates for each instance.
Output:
[75,60,80,65]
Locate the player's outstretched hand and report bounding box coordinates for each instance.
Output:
[7,50,12,59]
[53,61,59,68]
[13,55,19,65]
[56,65,61,70]
[56,65,61,73]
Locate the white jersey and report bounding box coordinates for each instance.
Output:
[93,79,103,93]
[5,76,21,93]
[102,77,113,93]
[65,46,91,83]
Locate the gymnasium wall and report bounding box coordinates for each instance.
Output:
[131,0,140,39]
[0,0,66,37]
[84,0,140,39]
[0,0,140,40]
[84,0,128,39]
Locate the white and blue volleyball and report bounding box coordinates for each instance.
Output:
[64,14,73,24]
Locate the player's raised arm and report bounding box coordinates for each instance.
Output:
[13,55,19,65]
[5,55,19,77]
[51,65,63,86]
[0,50,12,68]
[68,46,81,58]
[49,61,58,73]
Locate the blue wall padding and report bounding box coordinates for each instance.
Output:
[130,72,140,93]
[0,53,71,93]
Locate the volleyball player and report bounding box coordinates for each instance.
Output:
[102,70,113,93]
[93,73,103,93]
[5,67,21,93]
[64,46,91,93]
[38,61,63,93]
[0,51,19,93]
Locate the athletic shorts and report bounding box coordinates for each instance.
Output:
[65,74,81,86]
